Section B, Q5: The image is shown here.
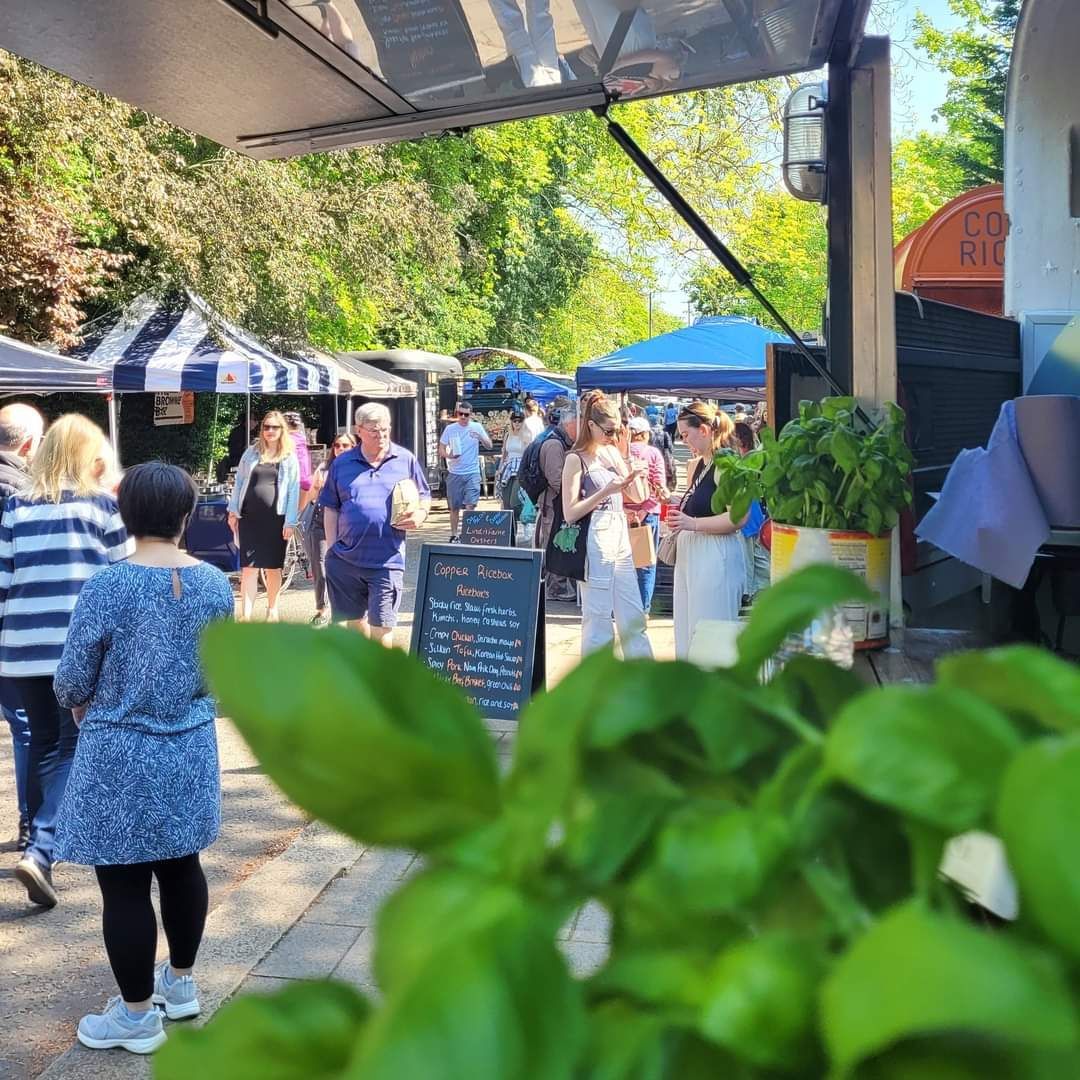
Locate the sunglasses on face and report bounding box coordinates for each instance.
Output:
[592,420,617,438]
[263,424,282,431]
[456,411,471,418]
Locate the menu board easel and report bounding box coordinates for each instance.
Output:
[410,544,545,720]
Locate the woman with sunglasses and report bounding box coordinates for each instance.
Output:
[560,390,652,659]
[302,432,355,627]
[227,410,299,622]
[497,409,530,518]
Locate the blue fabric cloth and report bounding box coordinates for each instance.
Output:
[319,443,431,571]
[52,561,234,865]
[0,491,133,677]
[227,447,300,527]
[740,499,767,540]
[916,400,1050,589]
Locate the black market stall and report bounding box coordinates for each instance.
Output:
[339,350,463,490]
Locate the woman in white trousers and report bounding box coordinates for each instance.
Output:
[668,403,748,659]
[561,391,653,660]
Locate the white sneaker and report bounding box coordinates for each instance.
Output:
[77,997,166,1054]
[151,961,201,1020]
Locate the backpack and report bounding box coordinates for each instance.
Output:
[517,427,570,505]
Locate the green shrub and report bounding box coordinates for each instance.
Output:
[156,567,1080,1078]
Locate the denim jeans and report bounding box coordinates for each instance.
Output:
[13,676,78,869]
[0,679,30,832]
[635,513,660,614]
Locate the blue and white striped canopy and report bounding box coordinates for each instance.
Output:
[71,293,339,395]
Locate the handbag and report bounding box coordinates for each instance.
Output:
[657,462,707,567]
[657,528,679,566]
[628,519,657,569]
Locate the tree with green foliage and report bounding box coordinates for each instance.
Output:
[914,0,1019,188]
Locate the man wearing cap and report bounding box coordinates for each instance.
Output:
[438,401,492,542]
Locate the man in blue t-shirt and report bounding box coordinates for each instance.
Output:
[438,401,492,541]
[319,402,431,645]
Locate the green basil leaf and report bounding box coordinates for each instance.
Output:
[830,427,860,472]
[373,866,536,995]
[355,891,584,1079]
[997,735,1080,961]
[824,685,1020,832]
[563,754,683,887]
[726,488,752,525]
[734,564,874,676]
[201,623,498,851]
[629,805,790,917]
[698,935,824,1069]
[821,902,1079,1076]
[769,654,863,729]
[821,396,858,419]
[938,646,1080,732]
[855,1035,1080,1079]
[591,948,712,1011]
[578,1001,670,1080]
[156,979,369,1080]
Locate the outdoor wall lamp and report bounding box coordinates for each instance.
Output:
[782,81,828,202]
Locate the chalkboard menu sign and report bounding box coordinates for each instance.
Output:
[357,0,484,100]
[411,544,545,720]
[460,510,515,547]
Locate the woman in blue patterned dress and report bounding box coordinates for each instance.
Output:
[53,462,234,1055]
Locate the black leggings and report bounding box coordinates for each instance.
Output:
[95,854,208,1002]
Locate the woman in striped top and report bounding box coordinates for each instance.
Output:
[2,414,133,909]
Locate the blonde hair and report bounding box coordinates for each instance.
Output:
[678,402,735,453]
[29,414,111,503]
[572,389,621,453]
[256,411,294,465]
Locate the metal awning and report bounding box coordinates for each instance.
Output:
[0,0,871,158]
[333,352,417,398]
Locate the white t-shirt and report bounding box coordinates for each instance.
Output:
[441,420,486,475]
[522,414,545,441]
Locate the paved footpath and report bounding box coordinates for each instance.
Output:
[1,498,672,1078]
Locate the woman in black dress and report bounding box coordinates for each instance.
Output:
[226,410,300,622]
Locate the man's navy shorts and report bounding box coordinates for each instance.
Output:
[324,550,404,627]
[446,471,481,510]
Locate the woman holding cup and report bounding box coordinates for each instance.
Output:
[669,403,746,659]
[560,391,652,659]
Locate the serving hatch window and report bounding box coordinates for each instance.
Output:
[283,0,823,109]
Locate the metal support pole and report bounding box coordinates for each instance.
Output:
[597,107,869,426]
[345,395,354,432]
[107,393,120,463]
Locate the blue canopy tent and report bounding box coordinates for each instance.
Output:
[575,316,787,396]
[469,366,576,405]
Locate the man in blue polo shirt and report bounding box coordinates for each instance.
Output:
[319,402,431,645]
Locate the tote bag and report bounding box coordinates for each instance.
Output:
[545,493,590,581]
